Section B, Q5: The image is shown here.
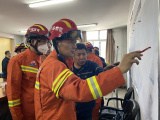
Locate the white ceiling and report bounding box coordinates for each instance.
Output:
[0,0,131,35]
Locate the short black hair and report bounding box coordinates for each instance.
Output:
[76,43,87,51]
[94,49,99,56]
[94,47,99,50]
[5,51,10,55]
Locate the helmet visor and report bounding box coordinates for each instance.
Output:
[61,30,81,40]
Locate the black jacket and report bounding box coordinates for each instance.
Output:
[72,60,104,120]
[2,57,10,78]
[99,56,107,68]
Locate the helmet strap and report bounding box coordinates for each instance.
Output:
[30,39,43,55]
[53,39,68,68]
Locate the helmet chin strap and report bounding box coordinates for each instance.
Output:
[30,40,43,55]
[53,40,68,68]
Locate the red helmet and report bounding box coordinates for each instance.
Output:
[25,24,49,43]
[14,43,28,52]
[84,42,94,49]
[48,18,81,40]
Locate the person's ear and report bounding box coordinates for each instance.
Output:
[31,39,36,45]
[57,40,63,48]
[31,40,34,45]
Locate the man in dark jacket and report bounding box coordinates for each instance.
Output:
[2,50,11,81]
[1,50,12,120]
[94,48,107,68]
[72,43,104,120]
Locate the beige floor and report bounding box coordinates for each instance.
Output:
[103,87,127,109]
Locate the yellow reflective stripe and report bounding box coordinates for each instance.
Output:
[21,65,38,73]
[33,25,45,31]
[87,78,97,99]
[36,81,39,85]
[92,76,103,97]
[56,72,73,98]
[21,65,38,71]
[8,99,20,103]
[35,81,40,90]
[61,20,71,28]
[87,76,103,99]
[54,70,72,93]
[8,99,21,107]
[52,69,69,91]
[21,69,38,73]
[9,102,21,107]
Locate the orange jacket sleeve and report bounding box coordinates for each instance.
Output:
[47,64,125,102]
[95,57,103,68]
[7,59,23,120]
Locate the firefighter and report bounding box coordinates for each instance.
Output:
[45,41,52,57]
[41,40,52,62]
[34,18,143,120]
[7,24,49,120]
[84,42,103,67]
[14,43,28,54]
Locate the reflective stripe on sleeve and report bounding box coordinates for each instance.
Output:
[55,71,73,98]
[52,69,70,91]
[8,99,21,107]
[87,76,103,99]
[21,65,38,73]
[35,81,40,90]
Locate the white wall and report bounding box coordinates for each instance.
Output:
[0,32,14,39]
[13,35,25,55]
[112,26,127,62]
[112,26,127,83]
[14,35,25,46]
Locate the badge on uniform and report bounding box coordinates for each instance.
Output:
[30,61,36,66]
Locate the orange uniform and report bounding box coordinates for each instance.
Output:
[65,58,74,69]
[87,52,104,120]
[7,48,41,120]
[87,53,103,67]
[34,50,125,120]
[40,55,47,64]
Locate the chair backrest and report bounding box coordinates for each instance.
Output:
[113,99,140,120]
[123,99,140,120]
[122,87,134,108]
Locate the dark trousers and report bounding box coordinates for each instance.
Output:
[77,109,93,120]
[0,99,12,120]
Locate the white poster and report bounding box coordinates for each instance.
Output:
[128,0,159,120]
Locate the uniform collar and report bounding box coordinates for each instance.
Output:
[26,48,40,58]
[81,60,88,68]
[49,50,58,59]
[5,57,10,60]
[73,60,88,70]
[49,50,74,69]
